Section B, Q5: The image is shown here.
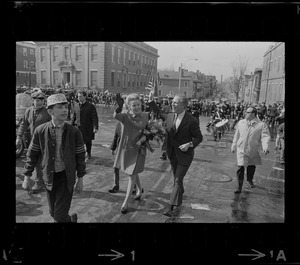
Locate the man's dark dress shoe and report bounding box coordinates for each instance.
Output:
[108,186,119,193]
[163,210,174,217]
[248,181,255,188]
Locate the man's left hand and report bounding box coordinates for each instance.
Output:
[93,128,98,133]
[74,178,83,193]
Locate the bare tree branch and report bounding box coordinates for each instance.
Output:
[230,56,249,101]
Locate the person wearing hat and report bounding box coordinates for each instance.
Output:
[71,91,99,162]
[23,94,86,222]
[17,91,51,193]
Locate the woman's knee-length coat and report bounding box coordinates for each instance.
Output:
[113,110,149,175]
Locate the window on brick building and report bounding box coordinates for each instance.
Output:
[23,48,27,56]
[53,47,58,62]
[30,49,34,55]
[123,73,127,87]
[91,71,98,87]
[132,74,135,87]
[24,60,28,69]
[75,45,82,61]
[133,53,135,66]
[128,51,131,65]
[41,71,46,84]
[123,50,126,65]
[118,48,121,64]
[112,46,115,63]
[40,48,46,62]
[91,45,98,61]
[76,71,82,86]
[53,71,59,85]
[111,72,115,87]
[128,73,131,87]
[64,46,70,60]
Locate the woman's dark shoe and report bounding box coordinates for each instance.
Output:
[108,186,119,193]
[234,188,242,194]
[134,188,144,200]
[121,206,128,214]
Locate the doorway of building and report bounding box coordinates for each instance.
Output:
[63,72,71,83]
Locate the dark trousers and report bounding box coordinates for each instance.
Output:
[85,141,92,155]
[46,171,73,223]
[169,152,190,207]
[113,167,120,186]
[236,165,256,185]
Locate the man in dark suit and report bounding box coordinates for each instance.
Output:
[148,91,203,217]
[72,91,99,162]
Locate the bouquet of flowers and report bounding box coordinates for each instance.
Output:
[142,118,167,153]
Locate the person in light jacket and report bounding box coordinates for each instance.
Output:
[231,107,270,194]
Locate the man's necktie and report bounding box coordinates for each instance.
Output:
[173,114,177,132]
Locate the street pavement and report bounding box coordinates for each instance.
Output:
[15,105,285,223]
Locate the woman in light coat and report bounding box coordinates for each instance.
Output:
[231,107,270,193]
[113,93,150,214]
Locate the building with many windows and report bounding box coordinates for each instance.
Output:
[259,42,285,104]
[157,69,217,99]
[16,41,37,88]
[35,42,159,93]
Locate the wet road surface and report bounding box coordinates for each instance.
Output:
[15,105,284,223]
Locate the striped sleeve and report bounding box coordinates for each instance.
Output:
[76,145,86,154]
[75,128,86,154]
[28,141,41,152]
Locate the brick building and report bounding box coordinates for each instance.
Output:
[35,42,159,93]
[16,41,37,88]
[242,68,262,104]
[259,42,285,104]
[158,69,217,99]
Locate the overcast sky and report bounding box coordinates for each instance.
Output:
[146,41,274,82]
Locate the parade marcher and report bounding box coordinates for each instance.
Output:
[189,100,201,123]
[22,94,86,222]
[148,91,203,217]
[275,119,285,164]
[113,93,148,214]
[71,91,99,162]
[231,107,270,194]
[17,91,51,193]
[230,102,243,130]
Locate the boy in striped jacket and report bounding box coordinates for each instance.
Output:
[23,94,86,223]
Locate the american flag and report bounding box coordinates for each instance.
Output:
[145,73,159,93]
